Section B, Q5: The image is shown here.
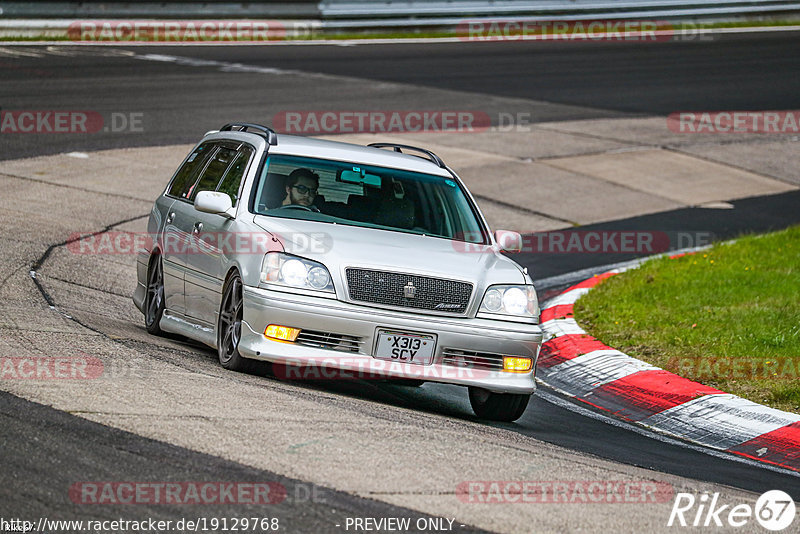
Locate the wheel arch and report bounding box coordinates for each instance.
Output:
[222,265,242,286]
[148,247,162,265]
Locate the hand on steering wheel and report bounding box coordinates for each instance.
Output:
[283,204,320,212]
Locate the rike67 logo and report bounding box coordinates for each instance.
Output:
[668,490,796,530]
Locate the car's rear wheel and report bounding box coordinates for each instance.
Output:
[144,255,165,335]
[217,272,253,372]
[468,387,531,422]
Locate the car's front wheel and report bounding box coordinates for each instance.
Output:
[144,255,165,335]
[217,272,253,372]
[468,387,531,422]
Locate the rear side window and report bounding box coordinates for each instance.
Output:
[217,146,254,207]
[167,143,215,199]
[188,146,238,201]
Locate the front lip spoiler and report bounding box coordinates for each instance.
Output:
[239,336,538,394]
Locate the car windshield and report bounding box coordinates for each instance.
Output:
[252,154,488,244]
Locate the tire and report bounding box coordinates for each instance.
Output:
[217,272,254,372]
[468,387,531,422]
[144,255,165,336]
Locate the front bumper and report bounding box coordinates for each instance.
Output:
[239,285,543,394]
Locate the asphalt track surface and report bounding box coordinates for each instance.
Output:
[2,33,800,529]
[0,391,487,533]
[2,31,800,160]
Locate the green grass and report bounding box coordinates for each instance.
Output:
[574,226,800,413]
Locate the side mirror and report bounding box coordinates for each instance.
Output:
[195,191,233,216]
[495,229,523,253]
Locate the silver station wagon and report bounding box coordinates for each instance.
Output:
[134,123,543,421]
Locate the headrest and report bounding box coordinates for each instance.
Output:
[375,197,415,229]
[261,173,288,209]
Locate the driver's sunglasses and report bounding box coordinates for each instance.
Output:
[292,184,317,195]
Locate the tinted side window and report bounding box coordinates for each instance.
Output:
[217,146,254,207]
[188,146,238,201]
[167,143,215,199]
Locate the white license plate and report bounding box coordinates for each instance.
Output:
[374,331,435,365]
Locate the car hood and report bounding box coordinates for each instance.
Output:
[252,215,527,286]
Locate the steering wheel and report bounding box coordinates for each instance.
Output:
[282,204,320,212]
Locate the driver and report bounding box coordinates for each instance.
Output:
[284,168,319,208]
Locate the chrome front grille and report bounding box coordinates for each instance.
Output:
[345,268,473,314]
[295,330,363,353]
[441,348,505,371]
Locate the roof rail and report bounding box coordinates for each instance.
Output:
[367,143,446,169]
[220,122,278,145]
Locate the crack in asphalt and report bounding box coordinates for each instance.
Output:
[30,213,149,308]
[0,171,154,202]
[44,275,131,298]
[529,146,643,162]
[0,327,102,335]
[537,159,689,207]
[660,145,799,185]
[533,125,799,186]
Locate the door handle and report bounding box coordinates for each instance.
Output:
[166,212,175,224]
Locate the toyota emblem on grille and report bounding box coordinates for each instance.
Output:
[403,281,416,299]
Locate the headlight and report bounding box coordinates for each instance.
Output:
[479,285,538,318]
[260,253,334,293]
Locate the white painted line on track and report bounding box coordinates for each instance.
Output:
[541,286,591,307]
[540,350,658,396]
[642,394,800,450]
[541,318,586,339]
